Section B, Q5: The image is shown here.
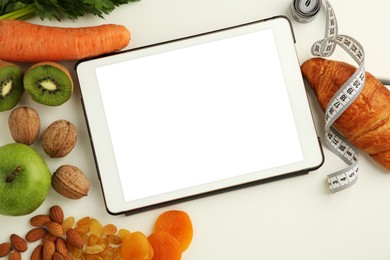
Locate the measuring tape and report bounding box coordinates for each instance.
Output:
[291,0,322,23]
[292,0,366,193]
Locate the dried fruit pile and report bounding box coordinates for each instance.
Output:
[148,210,193,260]
[0,205,194,259]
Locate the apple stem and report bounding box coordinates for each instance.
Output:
[6,166,22,183]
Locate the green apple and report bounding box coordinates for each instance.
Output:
[0,143,51,216]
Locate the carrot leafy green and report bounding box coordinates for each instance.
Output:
[0,0,139,21]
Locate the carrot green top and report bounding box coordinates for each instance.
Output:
[0,0,140,21]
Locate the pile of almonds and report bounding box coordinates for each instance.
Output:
[28,205,76,259]
[0,205,125,259]
[0,205,75,259]
[0,234,27,259]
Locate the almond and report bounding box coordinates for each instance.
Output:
[30,214,51,227]
[65,228,83,249]
[0,242,11,257]
[45,221,64,237]
[10,234,27,252]
[53,252,66,260]
[64,254,73,260]
[43,240,55,260]
[26,227,47,242]
[30,245,43,260]
[55,237,68,256]
[50,205,64,224]
[42,232,58,244]
[8,250,21,260]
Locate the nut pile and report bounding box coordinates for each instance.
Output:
[7,106,89,200]
[0,234,27,259]
[0,205,126,259]
[8,107,78,158]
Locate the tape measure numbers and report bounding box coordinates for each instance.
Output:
[294,0,366,192]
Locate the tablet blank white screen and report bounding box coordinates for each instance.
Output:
[95,29,303,202]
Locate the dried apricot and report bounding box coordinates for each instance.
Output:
[153,210,193,251]
[121,231,154,260]
[148,231,182,260]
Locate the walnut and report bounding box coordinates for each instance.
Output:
[52,165,90,199]
[41,119,77,158]
[8,107,41,145]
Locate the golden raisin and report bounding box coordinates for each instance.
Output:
[89,219,104,237]
[61,216,75,233]
[103,224,117,236]
[84,244,105,254]
[77,216,91,226]
[118,229,131,240]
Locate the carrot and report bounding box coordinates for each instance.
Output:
[153,210,193,252]
[0,20,131,62]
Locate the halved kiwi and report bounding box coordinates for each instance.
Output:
[24,62,73,106]
[0,61,24,112]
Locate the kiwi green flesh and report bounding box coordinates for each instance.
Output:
[24,65,72,106]
[0,65,24,112]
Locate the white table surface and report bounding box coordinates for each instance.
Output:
[1,0,389,259]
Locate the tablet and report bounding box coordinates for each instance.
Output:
[76,16,324,215]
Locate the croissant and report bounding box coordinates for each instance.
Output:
[301,57,390,171]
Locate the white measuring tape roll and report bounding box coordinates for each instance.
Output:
[291,0,322,23]
[293,0,366,193]
[291,0,321,23]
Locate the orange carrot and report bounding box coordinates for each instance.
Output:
[0,20,131,62]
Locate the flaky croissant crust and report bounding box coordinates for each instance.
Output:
[301,58,390,171]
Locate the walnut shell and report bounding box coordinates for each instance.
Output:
[41,119,77,158]
[8,107,40,145]
[52,165,89,199]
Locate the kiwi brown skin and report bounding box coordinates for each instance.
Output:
[24,61,74,106]
[0,60,24,112]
